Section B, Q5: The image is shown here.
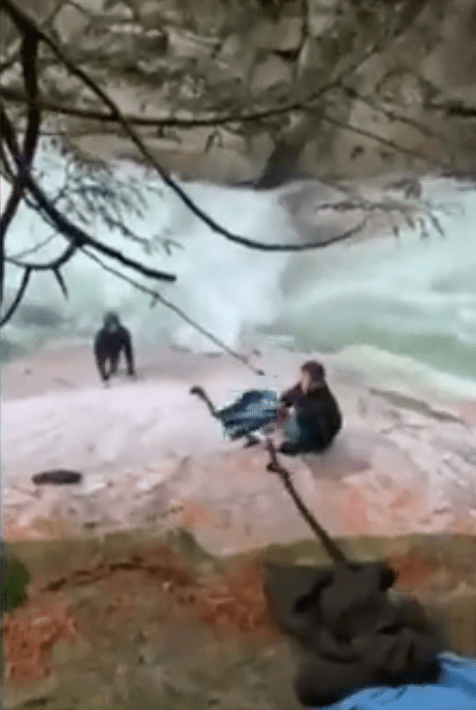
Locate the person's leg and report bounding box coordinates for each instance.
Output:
[109,352,120,376]
[96,357,109,382]
[279,414,304,455]
[102,356,112,381]
[283,414,301,441]
[279,414,332,455]
[296,424,333,454]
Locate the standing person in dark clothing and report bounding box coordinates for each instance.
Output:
[276,360,342,455]
[93,312,135,383]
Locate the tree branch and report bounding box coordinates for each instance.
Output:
[0,0,442,337]
[0,29,39,306]
[28,179,177,280]
[2,1,434,254]
[20,32,41,162]
[0,101,176,324]
[0,265,31,326]
[0,50,381,129]
[429,99,476,118]
[6,240,77,271]
[340,85,446,143]
[265,438,347,562]
[0,103,176,282]
[8,232,57,260]
[0,1,428,133]
[0,0,63,75]
[1,0,386,252]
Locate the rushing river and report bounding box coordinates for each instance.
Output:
[2,145,476,398]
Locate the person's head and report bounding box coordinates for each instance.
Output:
[299,361,326,392]
[103,311,120,331]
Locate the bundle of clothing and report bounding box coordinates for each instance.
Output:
[217,389,279,439]
[265,561,476,709]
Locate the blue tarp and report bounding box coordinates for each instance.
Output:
[217,389,279,439]
[318,654,476,710]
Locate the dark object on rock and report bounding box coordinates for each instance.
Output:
[190,385,278,445]
[94,312,135,382]
[32,470,83,485]
[1,541,30,612]
[264,561,444,707]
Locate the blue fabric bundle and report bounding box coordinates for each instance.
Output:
[318,653,476,710]
[216,389,279,439]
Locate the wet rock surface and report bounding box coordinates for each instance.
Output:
[3,346,476,548]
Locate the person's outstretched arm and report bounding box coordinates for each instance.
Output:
[277,384,299,425]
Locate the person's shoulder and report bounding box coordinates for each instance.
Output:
[308,383,337,403]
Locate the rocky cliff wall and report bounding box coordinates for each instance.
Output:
[2,0,476,183]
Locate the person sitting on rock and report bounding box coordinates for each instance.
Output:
[276,360,342,455]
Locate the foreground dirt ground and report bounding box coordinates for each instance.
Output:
[3,531,476,710]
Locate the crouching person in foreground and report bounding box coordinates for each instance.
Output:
[94,312,135,383]
[276,360,342,456]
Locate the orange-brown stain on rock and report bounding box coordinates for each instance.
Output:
[2,545,277,689]
[2,595,77,685]
[385,552,440,592]
[450,513,476,535]
[178,501,225,529]
[388,489,413,510]
[341,489,369,534]
[196,561,274,638]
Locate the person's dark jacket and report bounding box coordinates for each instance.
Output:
[94,324,134,380]
[279,382,342,447]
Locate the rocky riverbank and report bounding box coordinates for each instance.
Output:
[2,342,476,549]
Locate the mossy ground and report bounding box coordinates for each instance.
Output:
[3,531,476,710]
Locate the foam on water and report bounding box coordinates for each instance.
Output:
[2,145,476,397]
[276,184,476,391]
[1,147,291,354]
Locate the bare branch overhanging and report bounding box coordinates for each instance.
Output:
[0,0,450,363]
[0,28,41,304]
[1,0,444,254]
[1,0,388,253]
[0,103,176,264]
[1,104,177,282]
[0,83,450,155]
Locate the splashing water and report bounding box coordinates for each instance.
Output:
[277,179,476,394]
[0,147,292,354]
[1,146,476,397]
